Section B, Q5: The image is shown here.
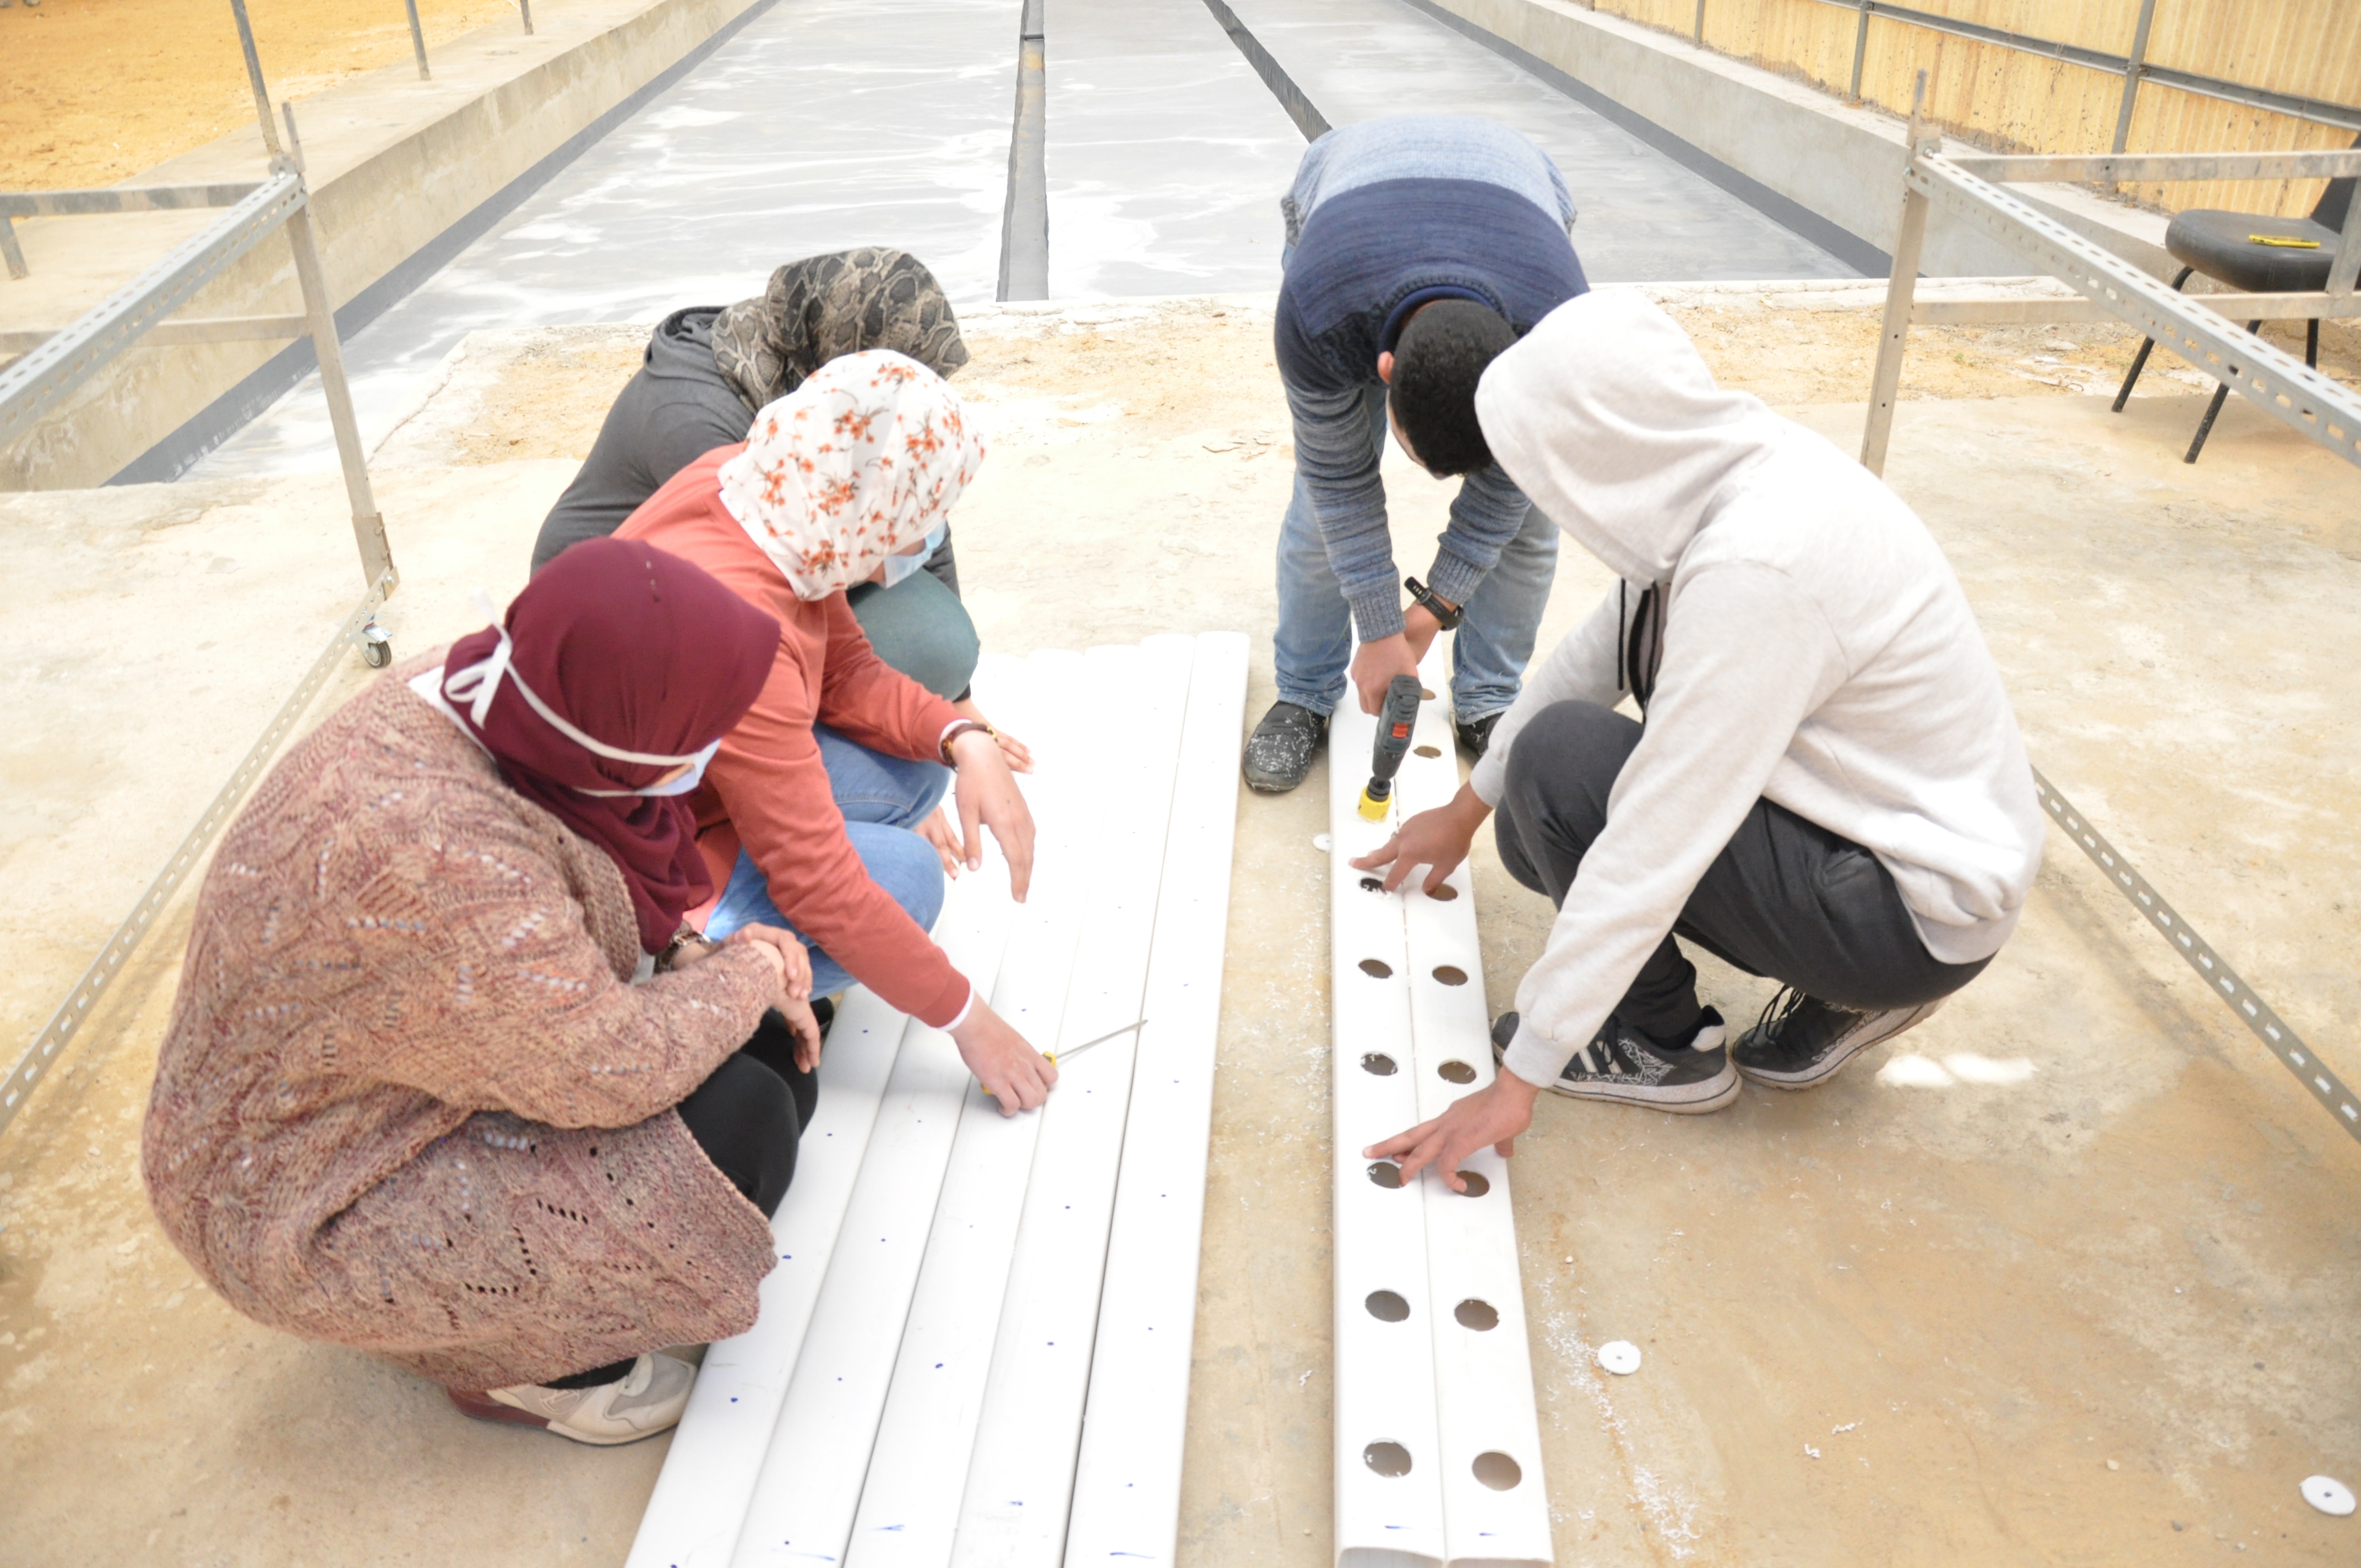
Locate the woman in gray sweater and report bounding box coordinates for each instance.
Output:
[531,248,982,701]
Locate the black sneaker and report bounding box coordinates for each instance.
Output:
[1490,1007,1738,1113]
[1243,700,1328,792]
[1732,988,1944,1090]
[1455,710,1503,759]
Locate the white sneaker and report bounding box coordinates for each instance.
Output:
[449,1351,696,1446]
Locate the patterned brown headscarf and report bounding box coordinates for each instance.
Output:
[709,248,970,413]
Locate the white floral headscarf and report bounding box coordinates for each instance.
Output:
[715,348,986,601]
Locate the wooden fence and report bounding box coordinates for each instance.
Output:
[1588,0,2360,219]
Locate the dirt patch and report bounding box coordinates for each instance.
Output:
[1670,308,2361,407]
[0,0,532,192]
[397,295,2361,473]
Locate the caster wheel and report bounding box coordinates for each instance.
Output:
[361,629,393,669]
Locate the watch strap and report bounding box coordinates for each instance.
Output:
[1405,575,1465,631]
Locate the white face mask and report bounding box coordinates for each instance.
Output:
[439,591,725,799]
[879,521,948,589]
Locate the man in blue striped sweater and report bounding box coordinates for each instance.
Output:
[1243,115,1591,792]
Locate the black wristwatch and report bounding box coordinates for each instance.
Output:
[1405,576,1464,630]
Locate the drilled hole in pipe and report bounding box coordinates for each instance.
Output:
[1364,1289,1410,1322]
[1454,1298,1499,1331]
[1424,883,1458,901]
[1367,1161,1403,1189]
[1358,958,1392,979]
[1360,1052,1397,1076]
[1455,1170,1491,1197]
[1432,965,1468,986]
[1364,1441,1413,1478]
[1358,876,1385,893]
[1437,1059,1476,1085]
[1472,1451,1522,1490]
[1412,743,1441,758]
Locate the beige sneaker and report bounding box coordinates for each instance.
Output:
[448,1352,695,1445]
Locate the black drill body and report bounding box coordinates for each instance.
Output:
[1358,674,1424,820]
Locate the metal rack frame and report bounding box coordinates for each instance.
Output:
[1860,75,2361,1146]
[0,0,400,1138]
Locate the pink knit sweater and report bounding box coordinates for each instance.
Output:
[144,655,781,1391]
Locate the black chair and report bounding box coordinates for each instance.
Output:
[2112,137,2355,464]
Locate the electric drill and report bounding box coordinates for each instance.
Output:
[1357,674,1424,821]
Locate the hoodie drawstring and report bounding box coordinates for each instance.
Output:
[1616,581,1626,694]
[1624,583,1664,714]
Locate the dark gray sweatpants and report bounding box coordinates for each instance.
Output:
[1493,701,1988,1041]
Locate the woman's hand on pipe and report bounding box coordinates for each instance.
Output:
[918,804,965,879]
[725,923,813,1005]
[1363,1069,1539,1192]
[777,997,825,1074]
[950,996,1057,1115]
[953,698,1032,774]
[949,728,1037,902]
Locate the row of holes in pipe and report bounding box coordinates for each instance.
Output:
[1366,1159,1488,1196]
[1358,957,1468,983]
[1353,716,1521,1493]
[1366,1290,1496,1330]
[1362,1052,1477,1084]
[1362,1441,1524,1490]
[1358,875,1457,901]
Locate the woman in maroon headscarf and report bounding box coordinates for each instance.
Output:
[145,540,821,1446]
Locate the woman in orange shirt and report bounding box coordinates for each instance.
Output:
[617,350,1056,1112]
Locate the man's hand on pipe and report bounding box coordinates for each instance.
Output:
[1352,782,1494,894]
[1347,602,1445,715]
[1364,1069,1539,1192]
[949,727,1037,901]
[952,997,1059,1114]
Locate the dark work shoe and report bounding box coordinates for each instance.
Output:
[1243,700,1328,792]
[1455,710,1503,759]
[1490,1007,1738,1113]
[1732,988,1945,1090]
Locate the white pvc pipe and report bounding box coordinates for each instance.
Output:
[730,800,1026,1566]
[844,650,1099,1567]
[949,636,1200,1567]
[1328,674,1447,1568]
[624,986,915,1568]
[1063,630,1250,1567]
[1396,668,1552,1568]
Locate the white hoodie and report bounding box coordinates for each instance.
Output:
[1470,291,2044,1088]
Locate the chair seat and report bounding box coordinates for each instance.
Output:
[2166,208,2341,293]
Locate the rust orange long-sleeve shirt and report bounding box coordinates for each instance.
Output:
[617,445,971,1027]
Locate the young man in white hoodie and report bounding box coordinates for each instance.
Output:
[1356,291,2046,1188]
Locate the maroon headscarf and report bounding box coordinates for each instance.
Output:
[437,539,779,953]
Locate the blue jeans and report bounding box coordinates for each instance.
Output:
[703,725,951,998]
[1273,384,1559,722]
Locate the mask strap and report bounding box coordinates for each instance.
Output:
[440,589,711,769]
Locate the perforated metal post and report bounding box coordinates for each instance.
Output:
[404,0,431,78]
[1849,0,1870,101]
[2110,0,2158,161]
[2331,179,2361,298]
[2032,771,2361,1145]
[1862,70,1931,476]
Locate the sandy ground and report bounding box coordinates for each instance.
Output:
[5,293,2361,1565]
[0,0,538,192]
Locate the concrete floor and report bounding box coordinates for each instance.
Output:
[1220,0,1854,284]
[5,293,2359,1564]
[196,0,1858,480]
[1040,0,1302,298]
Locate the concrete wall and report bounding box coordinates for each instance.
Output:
[0,0,773,492]
[1421,0,2177,282]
